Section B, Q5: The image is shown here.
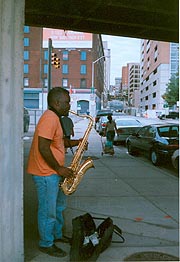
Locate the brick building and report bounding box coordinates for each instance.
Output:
[23,27,107,115]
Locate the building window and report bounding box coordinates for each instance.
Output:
[24,78,29,87]
[62,64,69,74]
[44,50,48,60]
[145,96,148,100]
[80,78,87,88]
[44,78,48,87]
[153,92,156,98]
[62,51,69,61]
[24,64,29,74]
[24,51,29,60]
[153,68,157,74]
[146,41,150,53]
[80,65,86,74]
[24,38,30,47]
[146,76,149,81]
[62,78,68,87]
[24,26,30,33]
[80,51,87,61]
[153,80,157,86]
[44,64,48,74]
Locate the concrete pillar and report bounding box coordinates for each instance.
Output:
[0,0,25,261]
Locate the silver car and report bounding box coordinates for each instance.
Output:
[113,118,142,144]
[98,116,109,136]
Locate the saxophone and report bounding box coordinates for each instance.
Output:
[60,110,94,195]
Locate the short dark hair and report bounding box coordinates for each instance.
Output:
[47,87,69,107]
[108,115,112,121]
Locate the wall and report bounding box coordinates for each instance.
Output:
[39,91,96,116]
[0,0,24,261]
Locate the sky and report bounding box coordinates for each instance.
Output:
[102,35,141,85]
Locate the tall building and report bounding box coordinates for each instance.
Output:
[127,63,140,108]
[121,66,128,93]
[115,77,121,92]
[23,26,107,115]
[140,40,179,112]
[121,63,140,109]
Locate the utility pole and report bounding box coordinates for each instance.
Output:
[47,38,52,93]
[91,55,106,93]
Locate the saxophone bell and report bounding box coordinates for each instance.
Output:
[60,110,94,195]
[61,157,94,195]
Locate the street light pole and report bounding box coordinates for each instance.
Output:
[47,38,52,93]
[91,55,106,90]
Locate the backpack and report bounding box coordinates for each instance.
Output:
[70,213,125,262]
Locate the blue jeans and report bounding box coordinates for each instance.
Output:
[32,174,67,247]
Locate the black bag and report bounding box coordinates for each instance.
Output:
[70,213,125,262]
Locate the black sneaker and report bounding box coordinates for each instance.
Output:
[39,244,67,257]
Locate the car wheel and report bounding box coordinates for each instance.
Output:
[127,142,136,155]
[150,149,160,166]
[24,122,29,133]
[173,157,179,171]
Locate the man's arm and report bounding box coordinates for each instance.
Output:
[38,136,73,178]
[71,127,74,137]
[114,122,118,133]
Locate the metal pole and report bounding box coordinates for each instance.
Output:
[47,38,52,93]
[91,62,94,89]
[91,55,106,89]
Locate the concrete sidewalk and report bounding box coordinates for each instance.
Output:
[24,119,179,262]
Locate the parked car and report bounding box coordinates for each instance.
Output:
[113,118,142,145]
[95,109,112,131]
[24,107,30,132]
[98,115,109,135]
[158,111,179,120]
[171,149,179,171]
[126,124,179,166]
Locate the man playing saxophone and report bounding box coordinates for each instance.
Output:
[27,87,82,258]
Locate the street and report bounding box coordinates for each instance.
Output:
[23,117,179,262]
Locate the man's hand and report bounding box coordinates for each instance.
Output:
[64,137,83,148]
[57,166,74,178]
[38,136,74,177]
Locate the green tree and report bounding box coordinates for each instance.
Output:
[162,71,179,106]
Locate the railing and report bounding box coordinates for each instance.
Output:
[28,109,45,127]
[27,108,81,131]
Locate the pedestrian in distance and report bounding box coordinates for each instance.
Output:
[104,115,118,149]
[61,115,74,153]
[27,87,83,258]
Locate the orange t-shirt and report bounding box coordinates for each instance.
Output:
[27,110,65,176]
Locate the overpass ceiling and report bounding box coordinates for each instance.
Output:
[25,0,179,43]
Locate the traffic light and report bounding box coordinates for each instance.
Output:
[51,53,61,69]
[54,57,60,69]
[51,53,57,65]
